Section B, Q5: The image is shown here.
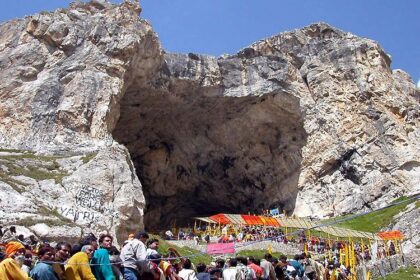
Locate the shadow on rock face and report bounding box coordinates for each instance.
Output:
[113,83,307,230]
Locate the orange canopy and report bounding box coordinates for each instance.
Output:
[207,213,281,227]
[209,214,231,225]
[377,230,404,240]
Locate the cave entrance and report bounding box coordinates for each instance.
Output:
[112,85,306,231]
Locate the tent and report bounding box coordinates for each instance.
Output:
[195,213,384,240]
[196,213,281,227]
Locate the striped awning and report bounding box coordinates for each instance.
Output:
[202,213,281,227]
[275,217,320,229]
[195,217,217,224]
[195,214,381,240]
[209,214,231,224]
[377,230,404,240]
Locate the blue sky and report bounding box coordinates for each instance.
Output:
[1,0,419,85]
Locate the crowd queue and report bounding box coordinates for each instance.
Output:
[0,225,358,280]
[176,225,391,264]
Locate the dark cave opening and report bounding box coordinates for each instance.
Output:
[112,85,307,230]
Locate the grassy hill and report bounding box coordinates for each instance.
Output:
[375,266,420,280]
[327,196,419,233]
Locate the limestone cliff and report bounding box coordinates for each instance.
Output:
[0,1,154,242]
[0,1,418,243]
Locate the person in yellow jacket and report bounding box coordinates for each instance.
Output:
[65,244,96,280]
[0,241,31,280]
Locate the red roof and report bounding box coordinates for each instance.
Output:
[207,213,281,227]
[377,230,404,240]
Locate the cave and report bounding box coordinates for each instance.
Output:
[112,57,307,231]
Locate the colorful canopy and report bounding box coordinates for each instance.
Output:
[377,230,404,240]
[276,217,319,229]
[195,217,217,224]
[203,213,281,227]
[195,213,393,240]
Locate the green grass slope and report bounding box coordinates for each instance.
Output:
[375,266,420,280]
[331,196,418,233]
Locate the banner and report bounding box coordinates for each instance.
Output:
[270,208,280,216]
[207,242,235,255]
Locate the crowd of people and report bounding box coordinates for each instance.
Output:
[1,226,123,280]
[182,224,396,264]
[0,224,359,280]
[201,252,354,280]
[174,226,286,244]
[1,221,401,280]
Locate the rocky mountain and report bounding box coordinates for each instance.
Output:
[0,0,418,244]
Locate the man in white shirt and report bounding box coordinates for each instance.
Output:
[165,230,174,240]
[146,238,160,257]
[120,231,150,280]
[223,258,241,280]
[260,254,276,280]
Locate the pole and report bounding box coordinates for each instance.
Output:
[328,233,332,261]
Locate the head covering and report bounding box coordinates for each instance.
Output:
[5,241,25,257]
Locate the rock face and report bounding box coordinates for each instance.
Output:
[390,202,420,267]
[0,0,419,241]
[0,145,144,243]
[0,1,152,242]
